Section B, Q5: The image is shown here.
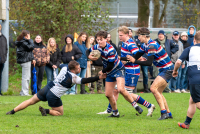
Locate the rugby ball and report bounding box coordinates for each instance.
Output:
[90,50,101,59]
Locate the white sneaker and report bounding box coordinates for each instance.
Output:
[147,104,155,116]
[174,89,181,93]
[181,89,189,93]
[97,110,111,114]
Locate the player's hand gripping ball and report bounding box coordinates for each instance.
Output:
[90,50,101,59]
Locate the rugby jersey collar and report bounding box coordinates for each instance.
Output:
[147,38,153,45]
[194,43,200,46]
[101,43,110,51]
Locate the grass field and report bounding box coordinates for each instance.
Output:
[0,93,199,134]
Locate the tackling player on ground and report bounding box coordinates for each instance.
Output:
[6,61,106,116]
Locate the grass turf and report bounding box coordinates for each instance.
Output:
[0,93,199,134]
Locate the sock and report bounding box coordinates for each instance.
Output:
[112,109,119,116]
[135,96,152,108]
[45,109,50,114]
[107,103,112,113]
[167,112,172,117]
[11,109,15,114]
[131,101,139,108]
[184,116,192,125]
[161,109,167,114]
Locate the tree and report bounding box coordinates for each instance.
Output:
[152,0,168,28]
[10,0,113,44]
[137,0,150,27]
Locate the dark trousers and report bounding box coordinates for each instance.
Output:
[31,64,45,94]
[0,63,4,94]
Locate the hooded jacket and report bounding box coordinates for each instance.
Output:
[187,25,196,46]
[15,38,34,64]
[0,34,8,64]
[61,34,82,64]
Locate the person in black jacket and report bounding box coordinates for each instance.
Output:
[60,34,82,94]
[107,33,118,54]
[15,30,34,96]
[0,24,8,96]
[45,38,62,84]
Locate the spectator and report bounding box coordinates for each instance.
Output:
[179,32,190,93]
[134,33,150,93]
[31,35,50,94]
[0,24,8,96]
[154,30,179,93]
[107,33,118,54]
[169,31,184,93]
[16,30,34,96]
[60,34,82,95]
[74,32,89,94]
[129,28,133,39]
[89,36,104,94]
[45,38,62,84]
[187,25,196,46]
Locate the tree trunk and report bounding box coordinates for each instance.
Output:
[158,0,168,26]
[137,0,150,27]
[153,0,160,28]
[197,0,200,30]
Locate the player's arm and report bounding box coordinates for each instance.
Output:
[102,62,114,73]
[81,74,106,84]
[120,51,144,61]
[173,47,190,77]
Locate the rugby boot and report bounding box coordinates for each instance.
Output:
[135,106,143,114]
[178,122,190,129]
[39,106,47,116]
[158,113,168,120]
[147,104,155,116]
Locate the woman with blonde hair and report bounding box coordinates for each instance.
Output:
[60,34,82,95]
[45,38,61,84]
[74,32,89,94]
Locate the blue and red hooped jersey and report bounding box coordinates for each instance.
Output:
[89,43,124,76]
[139,38,173,71]
[121,38,140,75]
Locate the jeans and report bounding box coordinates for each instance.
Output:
[45,66,58,84]
[169,64,178,91]
[141,66,148,86]
[0,63,4,94]
[31,65,45,94]
[181,65,188,90]
[176,66,183,90]
[20,61,31,95]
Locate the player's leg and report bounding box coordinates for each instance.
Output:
[6,94,40,115]
[150,76,169,120]
[49,106,64,116]
[105,81,119,117]
[178,96,196,129]
[97,85,119,114]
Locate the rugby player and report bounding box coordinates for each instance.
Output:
[6,61,106,116]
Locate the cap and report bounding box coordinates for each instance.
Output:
[173,31,179,35]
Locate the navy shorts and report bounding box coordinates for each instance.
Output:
[106,67,125,82]
[37,84,63,107]
[190,84,200,103]
[158,65,174,83]
[125,73,139,87]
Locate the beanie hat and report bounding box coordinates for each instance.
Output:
[181,32,188,37]
[158,30,165,35]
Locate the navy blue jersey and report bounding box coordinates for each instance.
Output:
[178,44,200,84]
